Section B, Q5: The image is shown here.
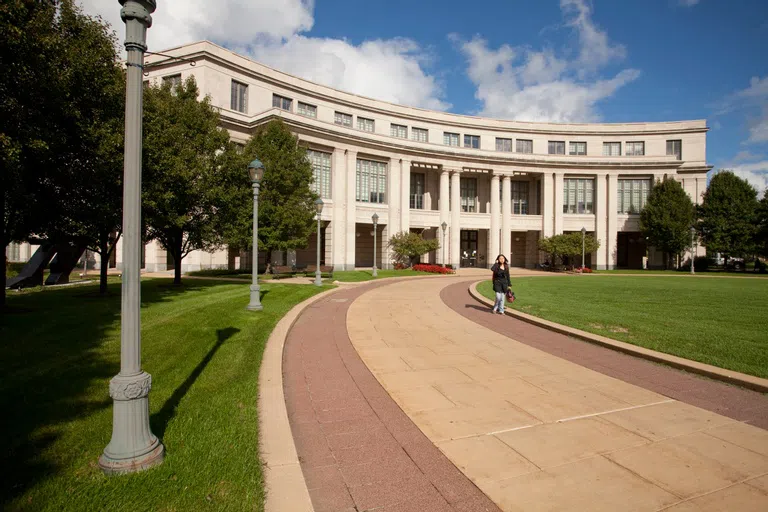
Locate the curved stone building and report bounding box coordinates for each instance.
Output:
[7,41,712,272]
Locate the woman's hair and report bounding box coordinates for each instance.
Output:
[495,254,508,266]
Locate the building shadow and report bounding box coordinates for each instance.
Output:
[150,327,239,440]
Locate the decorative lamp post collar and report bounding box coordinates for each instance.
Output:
[315,197,324,214]
[247,159,265,183]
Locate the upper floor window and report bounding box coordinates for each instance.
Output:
[391,124,407,139]
[618,179,651,214]
[412,127,428,142]
[334,111,352,127]
[464,134,480,149]
[231,80,248,113]
[667,139,682,160]
[603,142,621,157]
[625,141,645,156]
[297,102,317,118]
[516,139,533,154]
[563,178,594,214]
[511,181,529,215]
[569,141,587,155]
[358,117,375,132]
[460,177,477,212]
[496,138,513,152]
[272,94,292,111]
[307,150,332,199]
[163,74,182,90]
[548,141,565,155]
[444,132,459,146]
[356,159,387,204]
[410,173,425,209]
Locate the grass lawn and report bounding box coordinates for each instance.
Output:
[593,269,768,278]
[188,268,434,283]
[0,278,329,511]
[477,276,768,378]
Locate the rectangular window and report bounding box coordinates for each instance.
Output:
[569,141,587,155]
[496,138,513,152]
[272,93,292,111]
[411,127,428,142]
[297,101,317,118]
[516,139,533,154]
[306,150,332,199]
[667,139,682,160]
[444,132,459,146]
[334,111,352,127]
[617,179,651,214]
[563,178,595,214]
[410,173,425,209]
[548,141,565,155]
[460,178,477,212]
[357,117,375,132]
[603,142,621,157]
[356,159,387,204]
[163,74,182,89]
[625,141,645,156]
[391,123,407,139]
[511,181,529,215]
[231,80,248,113]
[464,134,480,149]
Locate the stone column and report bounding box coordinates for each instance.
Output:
[554,172,564,235]
[331,148,346,270]
[450,171,461,268]
[501,175,511,260]
[345,150,357,270]
[595,173,608,270]
[542,172,554,237]
[607,174,619,269]
[489,173,500,265]
[388,157,401,238]
[439,169,450,265]
[400,159,411,235]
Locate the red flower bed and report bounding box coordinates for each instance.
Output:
[412,264,455,274]
[576,266,593,273]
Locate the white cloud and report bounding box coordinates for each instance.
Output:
[454,0,639,121]
[716,76,768,144]
[716,163,768,195]
[77,0,448,110]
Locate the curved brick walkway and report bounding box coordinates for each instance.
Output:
[283,277,501,512]
[441,281,768,430]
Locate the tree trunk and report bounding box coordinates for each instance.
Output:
[173,235,183,286]
[1,191,6,311]
[99,238,109,295]
[663,252,669,270]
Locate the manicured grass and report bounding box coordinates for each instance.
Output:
[477,276,768,378]
[593,268,768,278]
[0,278,329,511]
[330,269,433,282]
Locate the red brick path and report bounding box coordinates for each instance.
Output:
[283,279,501,512]
[441,281,768,430]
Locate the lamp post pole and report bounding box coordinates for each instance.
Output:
[372,213,379,277]
[100,0,164,475]
[690,226,696,275]
[314,198,324,286]
[247,159,265,311]
[441,221,447,268]
[581,227,586,270]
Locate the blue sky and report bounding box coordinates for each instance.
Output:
[85,0,768,192]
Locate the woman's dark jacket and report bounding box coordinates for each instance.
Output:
[491,263,511,293]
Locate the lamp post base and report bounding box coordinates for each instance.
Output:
[99,439,165,475]
[372,268,378,277]
[314,271,323,287]
[246,284,263,311]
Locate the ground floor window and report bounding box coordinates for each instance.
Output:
[618,179,651,214]
[307,150,332,199]
[563,178,594,214]
[356,159,387,204]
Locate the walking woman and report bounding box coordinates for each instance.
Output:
[490,254,511,314]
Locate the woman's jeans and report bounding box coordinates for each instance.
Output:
[493,291,505,313]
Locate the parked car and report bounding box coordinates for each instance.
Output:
[727,257,745,270]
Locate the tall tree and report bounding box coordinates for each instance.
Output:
[142,77,230,285]
[639,177,695,269]
[221,120,317,271]
[754,189,768,259]
[698,170,759,263]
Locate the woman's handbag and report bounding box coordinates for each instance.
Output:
[506,289,516,302]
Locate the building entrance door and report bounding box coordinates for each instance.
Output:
[460,230,478,267]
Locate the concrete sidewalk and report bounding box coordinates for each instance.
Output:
[347,278,768,511]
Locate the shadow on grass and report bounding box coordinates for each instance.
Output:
[151,327,239,440]
[0,278,240,508]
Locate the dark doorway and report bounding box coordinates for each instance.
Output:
[460,230,478,267]
[617,232,646,269]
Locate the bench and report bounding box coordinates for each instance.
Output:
[303,265,334,279]
[270,265,297,279]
